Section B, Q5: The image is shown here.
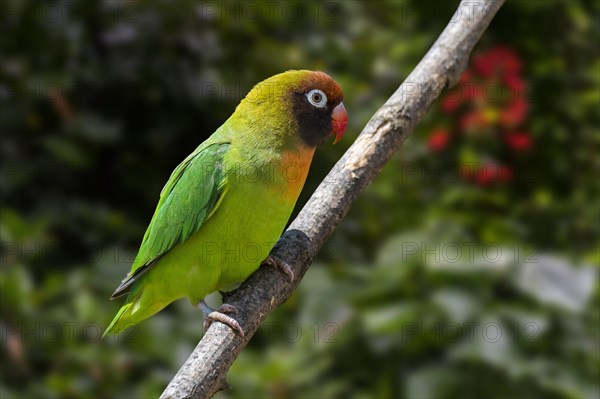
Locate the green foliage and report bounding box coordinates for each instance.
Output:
[1,0,598,397]
[236,224,598,398]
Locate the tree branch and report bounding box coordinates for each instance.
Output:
[161,1,505,397]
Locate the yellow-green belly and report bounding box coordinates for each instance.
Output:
[139,181,296,306]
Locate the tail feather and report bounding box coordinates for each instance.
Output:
[103,289,171,337]
[103,290,164,337]
[103,301,136,337]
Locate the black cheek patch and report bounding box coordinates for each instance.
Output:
[292,93,333,147]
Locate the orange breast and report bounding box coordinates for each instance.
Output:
[277,146,315,200]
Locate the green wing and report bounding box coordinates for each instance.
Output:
[111,141,230,298]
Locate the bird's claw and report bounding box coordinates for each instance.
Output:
[262,255,294,281]
[200,302,244,337]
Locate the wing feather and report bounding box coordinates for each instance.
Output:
[110,141,230,299]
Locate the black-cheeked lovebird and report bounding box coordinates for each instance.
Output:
[104,70,347,336]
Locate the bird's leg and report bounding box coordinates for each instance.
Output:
[261,254,294,281]
[198,300,244,337]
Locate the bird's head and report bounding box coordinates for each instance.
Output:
[237,70,347,148]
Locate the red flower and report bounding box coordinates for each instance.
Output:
[427,129,450,152]
[472,46,522,79]
[459,71,472,84]
[492,47,522,76]
[505,132,533,152]
[505,75,525,92]
[441,93,461,113]
[475,163,513,185]
[500,99,528,127]
[473,54,495,77]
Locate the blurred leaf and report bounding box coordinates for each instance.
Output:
[515,255,596,313]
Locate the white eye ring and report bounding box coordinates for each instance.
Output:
[306,89,327,108]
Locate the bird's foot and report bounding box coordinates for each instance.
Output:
[198,301,244,337]
[262,254,294,281]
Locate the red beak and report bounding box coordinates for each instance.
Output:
[331,102,348,144]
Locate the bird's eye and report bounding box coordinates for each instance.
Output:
[306,89,327,108]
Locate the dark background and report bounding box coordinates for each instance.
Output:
[1,1,599,398]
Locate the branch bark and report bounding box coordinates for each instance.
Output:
[161,1,505,397]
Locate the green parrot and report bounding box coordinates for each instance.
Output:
[103,70,347,336]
